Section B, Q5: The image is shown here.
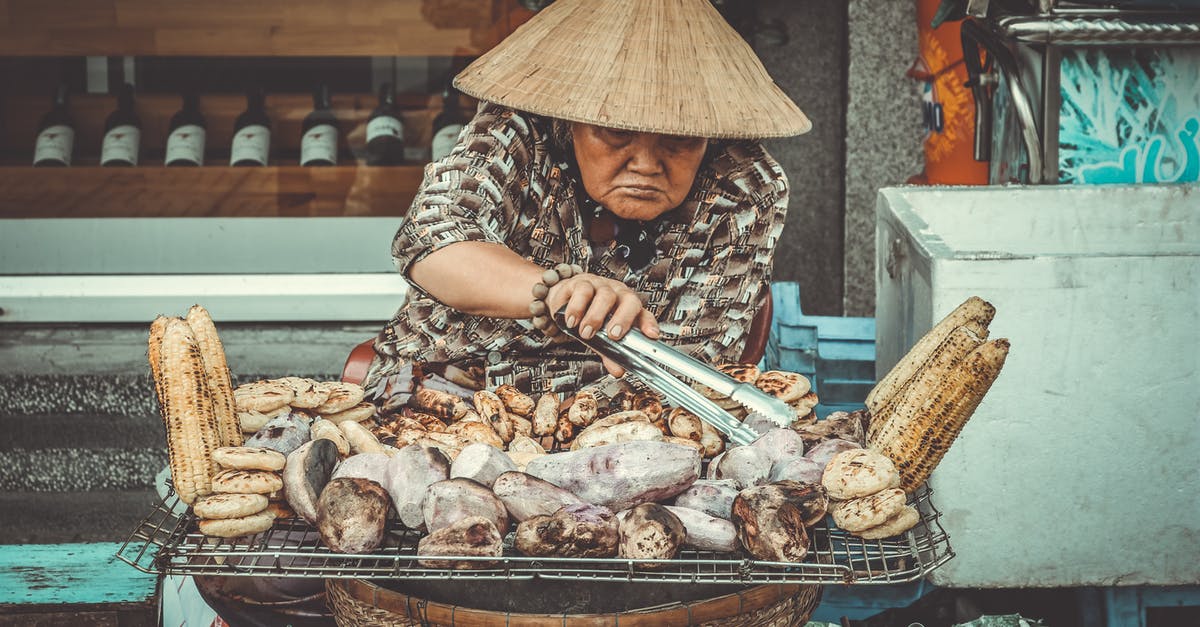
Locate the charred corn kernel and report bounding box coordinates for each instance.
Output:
[159,318,222,505]
[148,315,171,425]
[186,305,242,448]
[866,296,995,415]
[867,324,984,446]
[870,338,1009,492]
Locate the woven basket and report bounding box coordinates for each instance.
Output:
[327,578,820,627]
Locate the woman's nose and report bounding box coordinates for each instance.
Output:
[626,139,665,174]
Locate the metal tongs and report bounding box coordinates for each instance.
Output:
[553,309,794,446]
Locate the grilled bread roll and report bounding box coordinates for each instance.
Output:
[821,448,900,500]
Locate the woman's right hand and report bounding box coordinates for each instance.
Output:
[545,273,660,377]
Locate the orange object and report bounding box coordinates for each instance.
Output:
[909,0,989,185]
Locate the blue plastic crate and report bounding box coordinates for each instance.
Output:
[764,283,942,619]
[765,282,876,410]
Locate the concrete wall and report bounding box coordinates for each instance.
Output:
[757,0,847,316]
[756,0,922,316]
[843,0,924,316]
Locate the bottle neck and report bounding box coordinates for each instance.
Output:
[313,85,330,110]
[116,84,135,111]
[181,92,200,112]
[246,91,265,112]
[54,84,70,108]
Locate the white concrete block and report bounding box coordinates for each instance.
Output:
[875,185,1200,588]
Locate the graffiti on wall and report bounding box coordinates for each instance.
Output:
[1059,47,1200,184]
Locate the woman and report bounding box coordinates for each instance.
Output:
[363,0,811,403]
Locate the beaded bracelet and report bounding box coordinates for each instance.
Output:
[529,262,584,338]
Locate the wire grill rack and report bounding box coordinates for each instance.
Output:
[117,485,953,585]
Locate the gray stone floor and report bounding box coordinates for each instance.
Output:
[0,489,159,544]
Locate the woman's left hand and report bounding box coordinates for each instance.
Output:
[545,272,660,377]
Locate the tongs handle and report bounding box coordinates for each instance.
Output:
[552,310,760,446]
[616,330,794,423]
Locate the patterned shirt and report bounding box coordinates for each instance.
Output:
[364,102,789,400]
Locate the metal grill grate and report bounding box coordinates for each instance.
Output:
[117,485,953,585]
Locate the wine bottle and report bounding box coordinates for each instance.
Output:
[33,83,74,167]
[300,84,338,167]
[430,83,468,162]
[365,82,404,166]
[230,89,271,167]
[100,83,142,167]
[165,90,206,167]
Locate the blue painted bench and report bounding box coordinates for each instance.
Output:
[1078,586,1200,627]
[0,543,158,625]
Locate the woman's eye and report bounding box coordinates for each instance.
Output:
[602,128,633,144]
[665,136,705,151]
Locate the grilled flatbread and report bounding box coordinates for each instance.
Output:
[830,488,907,532]
[193,493,269,520]
[821,448,900,500]
[278,376,330,409]
[323,401,375,424]
[856,505,920,540]
[211,469,284,495]
[314,382,366,414]
[234,380,295,413]
[719,363,761,385]
[198,510,276,538]
[754,371,811,403]
[212,446,286,471]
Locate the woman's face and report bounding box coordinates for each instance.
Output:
[571,123,707,221]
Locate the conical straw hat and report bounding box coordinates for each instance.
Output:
[454,0,812,139]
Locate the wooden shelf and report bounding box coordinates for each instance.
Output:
[0,1,531,227]
[0,0,534,57]
[2,92,455,164]
[0,165,424,217]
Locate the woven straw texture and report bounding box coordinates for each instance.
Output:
[453,0,811,139]
[327,579,821,626]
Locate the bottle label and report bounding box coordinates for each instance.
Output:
[431,123,464,161]
[101,124,141,165]
[230,124,270,165]
[33,125,74,165]
[301,123,338,166]
[166,125,206,165]
[367,116,404,143]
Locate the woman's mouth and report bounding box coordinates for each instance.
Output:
[618,186,662,199]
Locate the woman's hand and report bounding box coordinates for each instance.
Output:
[545,273,661,377]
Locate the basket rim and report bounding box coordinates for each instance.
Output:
[327,577,820,624]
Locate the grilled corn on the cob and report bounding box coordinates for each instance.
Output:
[186,305,243,448]
[148,315,171,422]
[865,296,995,414]
[157,318,222,504]
[867,324,983,445]
[869,338,1010,492]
